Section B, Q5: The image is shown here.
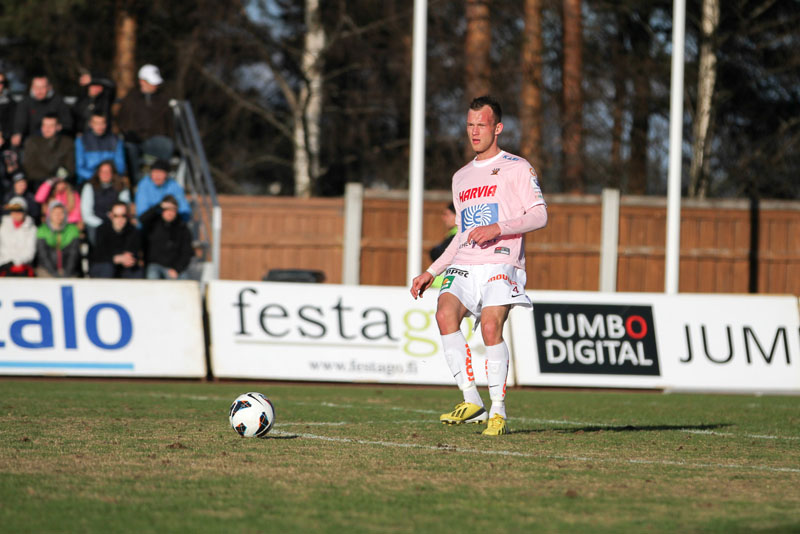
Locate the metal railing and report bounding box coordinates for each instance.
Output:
[170,100,221,281]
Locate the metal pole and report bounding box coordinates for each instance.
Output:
[406,0,427,286]
[342,182,364,285]
[665,0,686,294]
[212,206,222,280]
[599,188,620,292]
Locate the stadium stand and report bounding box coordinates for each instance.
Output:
[0,73,219,282]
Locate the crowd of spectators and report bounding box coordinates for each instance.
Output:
[0,65,196,280]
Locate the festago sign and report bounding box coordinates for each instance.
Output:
[511,291,800,393]
[0,279,206,377]
[207,280,513,385]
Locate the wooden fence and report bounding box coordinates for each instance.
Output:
[214,192,800,295]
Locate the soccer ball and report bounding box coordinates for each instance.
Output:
[229,392,275,438]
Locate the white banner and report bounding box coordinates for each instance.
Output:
[510,291,800,393]
[0,279,206,377]
[656,294,800,393]
[207,280,514,385]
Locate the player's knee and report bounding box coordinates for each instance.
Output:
[435,307,459,332]
[480,320,503,345]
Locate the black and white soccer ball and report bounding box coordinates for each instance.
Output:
[229,392,275,438]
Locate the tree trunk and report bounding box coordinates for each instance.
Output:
[113,4,137,100]
[464,0,491,160]
[562,0,583,192]
[464,0,491,101]
[609,11,626,189]
[293,104,311,197]
[297,0,325,197]
[521,0,544,172]
[689,0,720,199]
[628,10,650,195]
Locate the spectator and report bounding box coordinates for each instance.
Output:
[22,113,75,185]
[140,194,192,280]
[1,148,21,187]
[134,159,190,220]
[75,112,127,184]
[0,196,37,277]
[0,71,19,183]
[116,64,174,180]
[0,70,19,184]
[88,201,142,279]
[0,72,14,143]
[81,160,131,245]
[35,200,81,278]
[73,71,115,135]
[429,202,458,261]
[35,173,82,228]
[11,75,74,147]
[2,171,41,222]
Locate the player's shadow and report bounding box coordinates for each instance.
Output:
[509,422,733,435]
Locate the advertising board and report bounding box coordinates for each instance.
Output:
[511,291,800,393]
[207,280,514,385]
[0,280,206,377]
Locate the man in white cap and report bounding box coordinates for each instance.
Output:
[116,64,174,181]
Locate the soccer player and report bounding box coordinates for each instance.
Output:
[410,95,547,436]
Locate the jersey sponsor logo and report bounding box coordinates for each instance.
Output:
[441,276,455,290]
[461,203,498,229]
[444,267,469,278]
[502,154,520,161]
[494,247,510,255]
[487,273,520,293]
[458,184,497,203]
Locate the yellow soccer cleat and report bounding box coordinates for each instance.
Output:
[440,402,488,425]
[481,414,509,436]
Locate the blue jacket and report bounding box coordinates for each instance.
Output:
[75,132,127,184]
[135,174,191,221]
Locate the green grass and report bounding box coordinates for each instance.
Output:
[1,379,799,533]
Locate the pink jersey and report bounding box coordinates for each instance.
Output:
[431,150,545,272]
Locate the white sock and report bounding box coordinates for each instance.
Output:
[461,382,483,407]
[486,341,509,419]
[441,331,483,407]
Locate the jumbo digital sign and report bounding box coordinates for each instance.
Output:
[533,303,661,376]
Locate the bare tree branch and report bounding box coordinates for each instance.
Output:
[194,62,295,141]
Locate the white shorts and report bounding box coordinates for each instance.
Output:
[438,264,532,321]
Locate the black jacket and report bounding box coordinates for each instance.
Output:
[0,90,16,143]
[140,206,193,272]
[74,80,116,134]
[90,220,141,264]
[13,92,74,138]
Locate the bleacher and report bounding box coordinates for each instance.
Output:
[0,86,219,282]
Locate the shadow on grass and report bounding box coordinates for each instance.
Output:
[509,422,733,435]
[265,434,300,440]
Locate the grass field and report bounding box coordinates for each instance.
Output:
[1,378,799,533]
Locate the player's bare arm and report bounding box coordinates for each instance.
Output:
[410,271,434,299]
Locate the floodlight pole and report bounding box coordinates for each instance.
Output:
[406,0,427,287]
[665,0,686,294]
